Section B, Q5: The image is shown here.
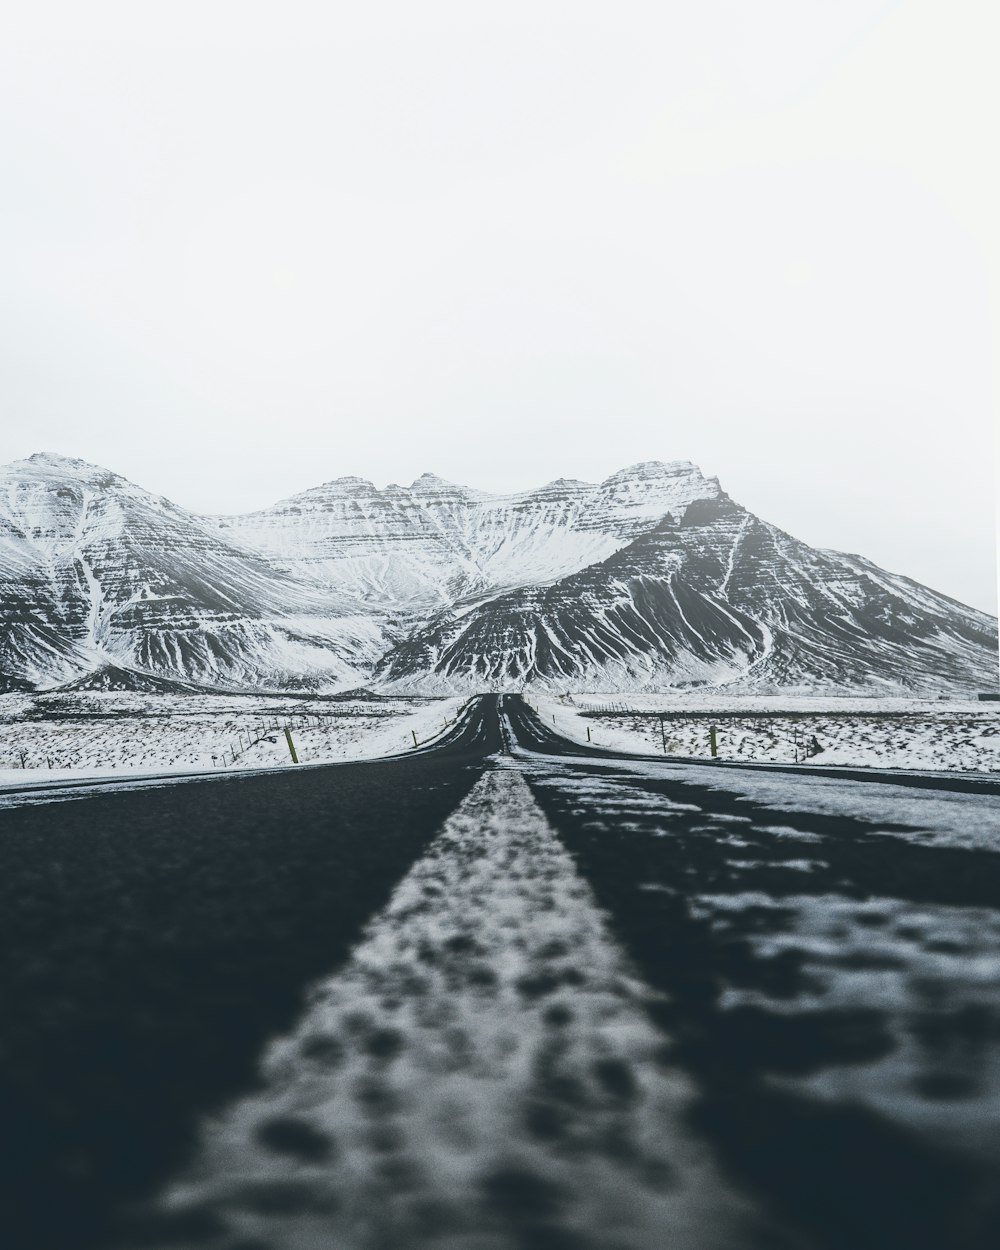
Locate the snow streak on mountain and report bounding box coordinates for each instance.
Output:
[0,453,995,695]
[0,455,384,693]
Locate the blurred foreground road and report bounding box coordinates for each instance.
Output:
[2,696,999,1249]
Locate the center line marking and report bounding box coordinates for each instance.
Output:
[138,766,759,1249]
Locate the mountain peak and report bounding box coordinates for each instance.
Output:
[326,475,375,488]
[299,475,378,498]
[8,452,131,489]
[23,451,100,471]
[408,472,463,492]
[602,459,703,483]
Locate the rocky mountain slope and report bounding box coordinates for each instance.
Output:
[0,454,385,692]
[0,452,995,695]
[375,496,996,693]
[209,461,723,611]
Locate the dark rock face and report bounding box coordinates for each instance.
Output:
[0,453,995,694]
[375,506,997,693]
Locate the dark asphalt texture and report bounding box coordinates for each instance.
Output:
[1,694,998,1250]
[505,697,1000,1250]
[0,701,498,1250]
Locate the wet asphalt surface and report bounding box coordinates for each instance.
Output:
[2,695,999,1249]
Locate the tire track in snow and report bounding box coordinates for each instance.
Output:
[129,766,761,1250]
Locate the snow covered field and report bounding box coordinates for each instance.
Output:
[0,692,466,782]
[2,689,996,782]
[536,694,1000,772]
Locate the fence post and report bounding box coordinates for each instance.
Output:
[709,726,718,759]
[284,728,299,764]
[411,730,418,748]
[660,717,667,753]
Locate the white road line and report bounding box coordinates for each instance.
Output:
[139,765,759,1250]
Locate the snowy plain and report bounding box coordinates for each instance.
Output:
[0,692,467,788]
[0,688,996,794]
[537,694,1000,773]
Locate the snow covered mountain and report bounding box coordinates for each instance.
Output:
[375,496,997,694]
[209,461,723,612]
[0,454,386,691]
[0,452,995,695]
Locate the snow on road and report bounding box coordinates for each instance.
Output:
[704,889,1000,1156]
[514,733,1000,854]
[137,766,757,1250]
[510,736,1000,1177]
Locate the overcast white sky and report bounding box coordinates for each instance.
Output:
[1,1,997,612]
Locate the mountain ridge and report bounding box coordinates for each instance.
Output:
[0,451,995,695]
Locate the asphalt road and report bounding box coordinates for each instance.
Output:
[2,695,999,1250]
